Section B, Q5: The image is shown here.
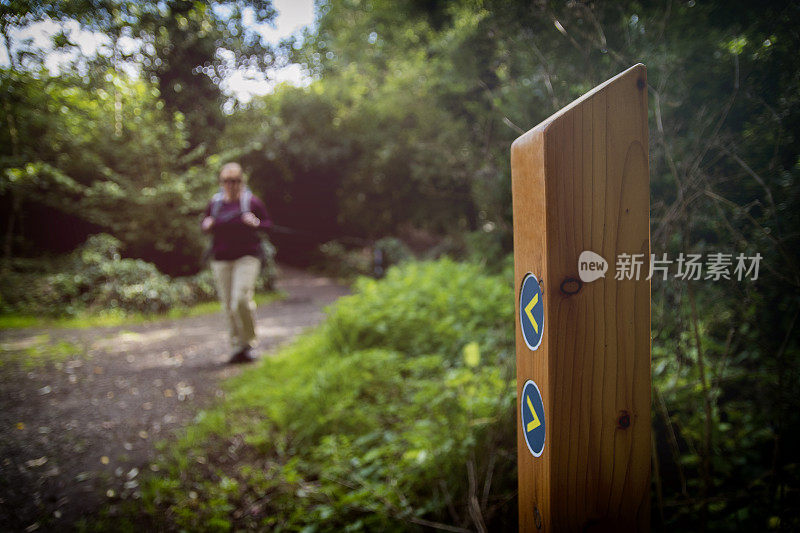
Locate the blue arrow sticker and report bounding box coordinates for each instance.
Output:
[521,379,546,457]
[520,273,544,351]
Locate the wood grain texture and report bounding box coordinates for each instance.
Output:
[512,64,651,532]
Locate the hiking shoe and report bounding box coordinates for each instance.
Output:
[228,347,256,364]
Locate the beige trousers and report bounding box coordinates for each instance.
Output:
[211,255,261,351]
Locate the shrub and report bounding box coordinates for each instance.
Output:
[317,240,374,279]
[327,259,513,359]
[0,233,276,317]
[373,236,413,276]
[134,259,518,531]
[317,237,413,280]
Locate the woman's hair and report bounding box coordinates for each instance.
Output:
[219,162,246,182]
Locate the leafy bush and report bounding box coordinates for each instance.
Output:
[0,233,275,317]
[328,259,512,359]
[373,237,413,274]
[317,237,413,280]
[317,240,373,279]
[129,259,518,531]
[420,228,509,274]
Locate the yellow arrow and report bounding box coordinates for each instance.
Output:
[524,293,539,334]
[526,395,541,432]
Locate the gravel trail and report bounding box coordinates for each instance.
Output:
[0,267,348,531]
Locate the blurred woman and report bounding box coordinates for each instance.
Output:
[201,162,271,363]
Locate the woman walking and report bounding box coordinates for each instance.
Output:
[201,163,272,363]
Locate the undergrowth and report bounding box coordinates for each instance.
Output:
[0,291,283,330]
[0,234,277,320]
[0,334,85,370]
[89,258,518,532]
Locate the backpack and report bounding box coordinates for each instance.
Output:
[210,187,253,219]
[202,188,270,269]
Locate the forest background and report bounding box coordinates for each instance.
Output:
[1,0,799,530]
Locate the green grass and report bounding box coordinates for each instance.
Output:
[0,291,285,330]
[93,260,519,532]
[0,334,85,370]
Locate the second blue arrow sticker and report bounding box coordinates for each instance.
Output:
[520,273,544,351]
[521,379,546,457]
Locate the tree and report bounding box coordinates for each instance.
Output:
[1,1,279,270]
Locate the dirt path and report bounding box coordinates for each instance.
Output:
[0,267,348,532]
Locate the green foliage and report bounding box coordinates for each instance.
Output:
[374,237,413,271]
[317,237,412,280]
[289,2,800,529]
[0,66,215,272]
[1,1,799,530]
[123,259,517,531]
[215,85,356,263]
[131,0,276,149]
[317,240,373,280]
[1,1,276,150]
[0,233,275,317]
[650,272,799,530]
[327,259,512,359]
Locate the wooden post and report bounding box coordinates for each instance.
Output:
[511,64,651,532]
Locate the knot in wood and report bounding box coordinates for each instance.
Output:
[560,277,582,295]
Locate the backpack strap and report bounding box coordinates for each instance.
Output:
[240,188,252,214]
[210,189,225,218]
[210,188,252,218]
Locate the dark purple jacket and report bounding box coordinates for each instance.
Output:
[203,195,272,261]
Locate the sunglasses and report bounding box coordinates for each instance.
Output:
[221,178,242,184]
